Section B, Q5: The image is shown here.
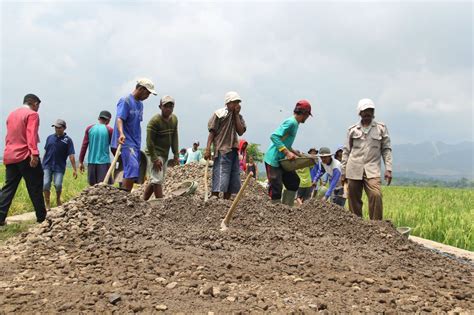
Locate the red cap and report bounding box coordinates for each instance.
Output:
[295,99,312,116]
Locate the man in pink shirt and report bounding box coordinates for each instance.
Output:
[0,94,47,226]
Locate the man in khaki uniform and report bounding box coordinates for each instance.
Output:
[341,98,392,220]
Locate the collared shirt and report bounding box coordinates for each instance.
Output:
[79,123,113,164]
[341,120,392,180]
[43,133,75,173]
[264,116,299,167]
[3,105,40,165]
[207,107,246,157]
[111,94,143,149]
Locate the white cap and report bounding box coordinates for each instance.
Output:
[357,98,375,114]
[160,95,175,106]
[137,78,157,95]
[225,91,241,104]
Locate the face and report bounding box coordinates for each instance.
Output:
[160,102,174,117]
[31,101,40,112]
[360,108,374,124]
[335,150,343,160]
[249,157,254,163]
[193,143,199,150]
[321,156,331,164]
[55,126,65,136]
[226,100,240,111]
[308,150,317,155]
[296,112,310,123]
[138,87,151,101]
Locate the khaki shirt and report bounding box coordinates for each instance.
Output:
[341,120,392,180]
[208,108,246,157]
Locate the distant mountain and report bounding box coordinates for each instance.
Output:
[392,141,473,180]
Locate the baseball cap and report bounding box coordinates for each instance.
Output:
[99,110,112,120]
[318,147,332,157]
[137,78,157,95]
[294,99,312,116]
[52,119,67,128]
[225,91,242,104]
[193,140,200,145]
[160,95,175,106]
[357,98,375,114]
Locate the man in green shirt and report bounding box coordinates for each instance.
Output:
[263,100,312,206]
[143,95,179,200]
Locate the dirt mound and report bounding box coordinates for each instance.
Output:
[0,164,473,313]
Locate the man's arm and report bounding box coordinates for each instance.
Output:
[381,125,393,185]
[204,132,215,160]
[69,154,78,179]
[172,119,179,162]
[26,113,40,168]
[79,126,92,172]
[270,119,296,160]
[341,129,352,182]
[324,169,341,200]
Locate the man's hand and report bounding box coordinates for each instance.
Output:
[72,169,78,179]
[173,155,179,167]
[204,148,212,160]
[118,133,126,145]
[341,174,346,184]
[30,155,39,168]
[384,170,392,186]
[153,159,163,172]
[234,103,241,114]
[79,162,85,173]
[292,149,301,156]
[285,150,297,161]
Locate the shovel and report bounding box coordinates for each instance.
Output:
[102,144,122,184]
[220,172,253,231]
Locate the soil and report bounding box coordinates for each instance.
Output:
[0,163,472,313]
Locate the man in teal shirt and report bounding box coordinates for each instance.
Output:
[79,110,113,185]
[264,100,313,206]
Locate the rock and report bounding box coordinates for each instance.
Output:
[211,286,221,297]
[293,277,305,283]
[363,278,375,284]
[155,304,168,311]
[166,282,178,289]
[201,283,214,295]
[377,286,391,293]
[108,293,121,305]
[226,296,236,302]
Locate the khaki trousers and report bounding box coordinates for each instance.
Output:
[347,177,383,220]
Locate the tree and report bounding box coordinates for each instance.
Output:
[246,143,264,162]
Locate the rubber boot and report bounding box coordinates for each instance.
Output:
[281,190,297,207]
[270,199,280,204]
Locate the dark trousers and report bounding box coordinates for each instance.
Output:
[265,163,300,200]
[348,177,383,220]
[0,158,46,223]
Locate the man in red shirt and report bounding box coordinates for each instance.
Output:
[0,94,47,226]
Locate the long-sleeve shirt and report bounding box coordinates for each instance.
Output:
[263,116,299,167]
[146,114,179,163]
[314,158,342,198]
[207,107,246,157]
[341,120,392,180]
[79,123,113,164]
[3,105,40,165]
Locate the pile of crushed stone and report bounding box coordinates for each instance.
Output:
[0,163,472,313]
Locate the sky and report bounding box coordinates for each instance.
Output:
[1,0,472,157]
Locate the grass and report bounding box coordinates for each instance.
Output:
[0,165,472,250]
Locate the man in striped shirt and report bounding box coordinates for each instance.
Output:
[143,95,179,200]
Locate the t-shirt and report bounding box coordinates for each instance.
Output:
[296,166,312,188]
[43,133,75,173]
[264,116,299,167]
[145,114,179,162]
[315,158,342,198]
[186,148,202,164]
[208,107,246,157]
[79,123,113,164]
[111,94,143,149]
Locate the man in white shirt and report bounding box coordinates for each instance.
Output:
[186,141,202,164]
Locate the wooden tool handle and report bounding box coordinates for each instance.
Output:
[103,144,122,184]
[204,160,209,202]
[222,172,253,226]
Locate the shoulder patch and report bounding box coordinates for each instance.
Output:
[348,123,358,131]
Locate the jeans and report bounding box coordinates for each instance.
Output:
[43,169,65,192]
[0,158,46,223]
